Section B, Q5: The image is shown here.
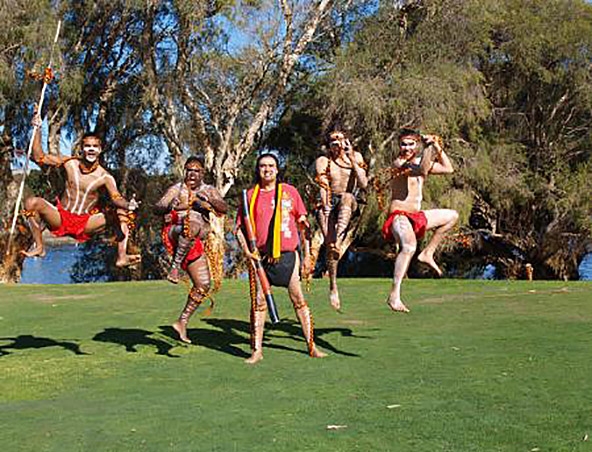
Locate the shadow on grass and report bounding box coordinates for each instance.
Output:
[0,335,88,357]
[158,324,251,359]
[201,318,363,358]
[90,317,365,360]
[92,328,180,358]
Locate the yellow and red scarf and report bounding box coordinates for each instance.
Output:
[249,183,283,259]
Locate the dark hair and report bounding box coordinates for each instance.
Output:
[254,153,282,184]
[325,123,349,147]
[81,132,103,144]
[184,154,206,169]
[398,127,422,142]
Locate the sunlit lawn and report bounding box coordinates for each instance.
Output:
[1,278,591,451]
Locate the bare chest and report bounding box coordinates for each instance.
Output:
[65,170,105,194]
[391,174,423,199]
[328,161,354,192]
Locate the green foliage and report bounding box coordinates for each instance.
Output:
[270,0,592,279]
[2,0,592,280]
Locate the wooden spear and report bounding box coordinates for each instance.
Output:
[5,20,62,256]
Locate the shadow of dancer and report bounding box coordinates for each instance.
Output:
[159,323,250,359]
[0,335,88,357]
[203,318,364,358]
[92,328,179,358]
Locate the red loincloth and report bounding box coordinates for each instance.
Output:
[161,210,204,270]
[50,199,93,242]
[382,210,428,241]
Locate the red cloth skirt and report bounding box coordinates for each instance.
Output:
[50,199,93,242]
[161,210,204,270]
[382,210,428,241]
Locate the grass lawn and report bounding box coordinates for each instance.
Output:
[1,278,591,452]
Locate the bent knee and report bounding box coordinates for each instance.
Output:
[24,197,43,210]
[292,297,308,310]
[449,210,459,224]
[399,242,417,255]
[196,281,211,293]
[341,192,356,206]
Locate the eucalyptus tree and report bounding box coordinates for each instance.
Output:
[0,0,60,281]
[141,0,335,190]
[290,0,592,279]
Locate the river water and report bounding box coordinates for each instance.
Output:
[579,253,592,281]
[20,244,80,284]
[18,244,592,284]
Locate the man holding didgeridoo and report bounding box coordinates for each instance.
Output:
[235,153,327,364]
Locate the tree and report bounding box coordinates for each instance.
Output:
[1,0,339,281]
[282,0,592,279]
[0,0,59,281]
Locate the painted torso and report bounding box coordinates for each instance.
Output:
[60,160,110,215]
[389,157,424,213]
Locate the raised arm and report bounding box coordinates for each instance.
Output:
[344,141,368,189]
[422,135,453,175]
[428,148,454,175]
[31,115,64,167]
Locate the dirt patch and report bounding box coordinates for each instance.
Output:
[339,319,368,326]
[419,287,576,305]
[34,294,95,303]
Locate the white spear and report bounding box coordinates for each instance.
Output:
[5,20,62,256]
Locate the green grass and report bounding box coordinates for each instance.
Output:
[1,278,592,452]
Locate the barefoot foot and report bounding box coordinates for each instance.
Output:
[115,254,142,268]
[329,291,341,311]
[245,351,263,364]
[386,297,410,313]
[417,251,443,276]
[167,267,180,284]
[172,320,191,343]
[21,246,46,258]
[310,347,328,358]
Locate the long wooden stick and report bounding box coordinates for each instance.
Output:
[5,20,61,256]
[242,189,280,324]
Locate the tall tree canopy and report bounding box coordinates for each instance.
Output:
[1,0,590,281]
[272,0,592,279]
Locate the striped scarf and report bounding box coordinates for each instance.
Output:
[249,183,283,259]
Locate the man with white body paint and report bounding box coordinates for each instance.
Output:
[21,115,141,267]
[383,128,458,313]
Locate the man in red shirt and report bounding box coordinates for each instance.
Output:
[236,154,327,364]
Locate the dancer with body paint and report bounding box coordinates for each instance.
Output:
[155,155,228,343]
[314,127,368,311]
[383,129,458,313]
[20,114,140,267]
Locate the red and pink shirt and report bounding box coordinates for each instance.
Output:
[237,183,307,253]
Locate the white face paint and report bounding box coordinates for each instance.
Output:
[399,138,418,157]
[82,136,102,163]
